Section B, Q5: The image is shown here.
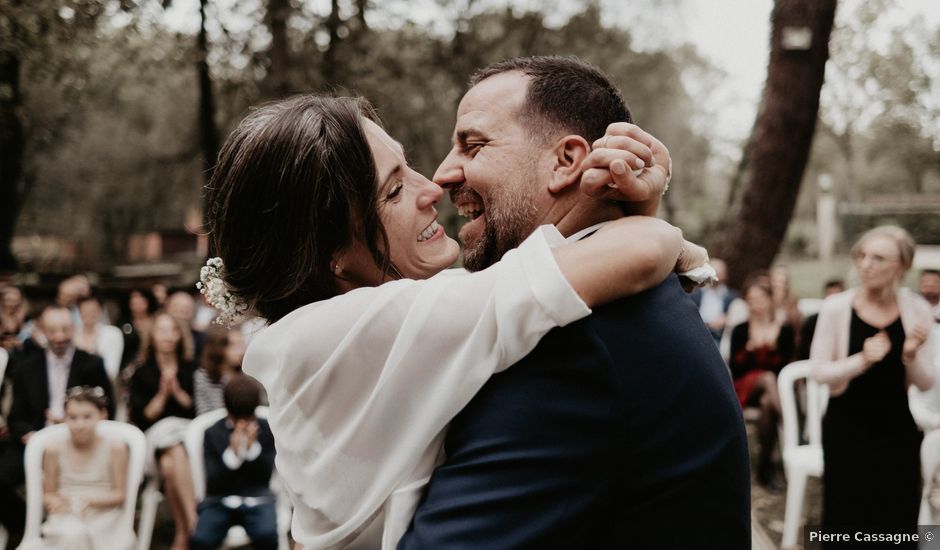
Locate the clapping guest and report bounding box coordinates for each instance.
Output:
[127,312,197,550]
[167,291,207,367]
[729,274,795,487]
[194,326,246,415]
[811,226,935,538]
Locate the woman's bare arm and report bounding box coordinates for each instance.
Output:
[552,216,689,309]
[84,441,128,509]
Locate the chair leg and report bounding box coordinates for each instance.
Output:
[781,469,808,549]
[138,481,163,550]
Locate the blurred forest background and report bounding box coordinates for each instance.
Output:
[1,0,939,291]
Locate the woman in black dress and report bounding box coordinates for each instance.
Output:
[811,226,935,543]
[729,274,795,486]
[128,311,198,550]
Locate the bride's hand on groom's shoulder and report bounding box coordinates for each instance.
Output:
[580,122,671,216]
[675,240,714,293]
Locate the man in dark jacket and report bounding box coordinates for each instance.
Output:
[0,305,113,548]
[400,56,750,549]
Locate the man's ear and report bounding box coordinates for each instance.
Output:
[548,135,591,194]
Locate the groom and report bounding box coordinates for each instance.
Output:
[399,56,751,548]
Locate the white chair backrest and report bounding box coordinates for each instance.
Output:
[184,406,270,502]
[778,360,828,454]
[921,430,940,523]
[23,420,147,541]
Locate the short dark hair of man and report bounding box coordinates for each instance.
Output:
[923,269,940,278]
[824,279,845,292]
[223,374,262,420]
[470,55,632,145]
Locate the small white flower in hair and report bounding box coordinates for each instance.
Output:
[197,257,250,326]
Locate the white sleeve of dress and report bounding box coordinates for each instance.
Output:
[242,225,590,549]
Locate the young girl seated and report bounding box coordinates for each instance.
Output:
[22,386,135,550]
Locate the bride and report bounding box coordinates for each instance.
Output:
[202,94,710,549]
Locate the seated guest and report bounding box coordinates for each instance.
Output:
[771,264,803,332]
[690,258,738,343]
[127,311,197,550]
[0,306,113,548]
[920,269,940,322]
[191,375,277,550]
[729,274,795,487]
[798,279,845,360]
[74,295,124,380]
[117,288,157,374]
[1,285,31,353]
[194,326,245,416]
[166,291,207,363]
[20,386,135,550]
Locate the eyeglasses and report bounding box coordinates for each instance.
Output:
[66,385,105,399]
[852,251,900,266]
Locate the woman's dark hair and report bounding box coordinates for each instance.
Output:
[200,325,232,383]
[206,95,394,323]
[223,374,262,419]
[121,287,159,322]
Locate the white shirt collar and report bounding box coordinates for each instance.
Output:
[45,345,76,369]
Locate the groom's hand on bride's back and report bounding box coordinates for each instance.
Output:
[580,122,670,217]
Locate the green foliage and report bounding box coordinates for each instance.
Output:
[15,0,721,270]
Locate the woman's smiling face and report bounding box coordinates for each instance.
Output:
[341,119,460,284]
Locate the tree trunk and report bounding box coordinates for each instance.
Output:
[323,0,341,85]
[0,49,24,272]
[265,0,291,97]
[722,0,837,289]
[196,0,218,181]
[355,0,368,31]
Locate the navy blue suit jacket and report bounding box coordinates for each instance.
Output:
[399,275,750,549]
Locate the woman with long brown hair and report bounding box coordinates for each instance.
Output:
[127,311,197,550]
[205,94,712,548]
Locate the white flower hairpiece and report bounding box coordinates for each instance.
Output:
[196,257,250,326]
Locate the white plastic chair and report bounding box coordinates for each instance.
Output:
[20,420,147,546]
[918,430,940,525]
[184,406,291,550]
[778,360,827,549]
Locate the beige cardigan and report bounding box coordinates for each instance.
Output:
[809,287,935,396]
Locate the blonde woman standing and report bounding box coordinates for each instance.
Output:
[811,226,935,541]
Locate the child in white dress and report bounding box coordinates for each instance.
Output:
[21,386,135,550]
